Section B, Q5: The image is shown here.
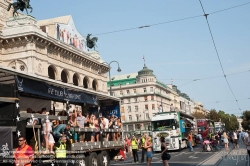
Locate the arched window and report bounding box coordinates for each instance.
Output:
[73,73,79,86]
[48,65,56,80]
[83,76,89,89]
[92,79,98,91]
[61,69,69,83]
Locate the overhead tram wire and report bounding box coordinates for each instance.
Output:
[209,1,250,15]
[93,1,250,36]
[198,0,241,111]
[202,97,250,104]
[93,15,203,36]
[160,69,250,81]
[177,69,250,87]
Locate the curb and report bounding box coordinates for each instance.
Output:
[214,148,234,166]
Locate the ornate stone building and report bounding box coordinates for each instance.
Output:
[0,1,118,112]
[109,64,179,133]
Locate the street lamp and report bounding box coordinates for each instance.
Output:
[99,61,121,95]
[154,87,163,112]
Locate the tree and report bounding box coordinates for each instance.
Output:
[241,110,250,130]
[206,109,239,131]
[192,111,206,119]
[206,109,220,121]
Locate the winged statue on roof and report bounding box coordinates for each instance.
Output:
[86,34,98,50]
[6,0,33,17]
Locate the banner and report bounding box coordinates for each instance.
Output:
[15,76,98,105]
[100,105,120,118]
[0,127,12,159]
[55,17,87,52]
[180,120,186,133]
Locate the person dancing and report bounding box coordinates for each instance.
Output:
[144,135,153,166]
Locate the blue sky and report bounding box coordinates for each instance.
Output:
[30,0,250,115]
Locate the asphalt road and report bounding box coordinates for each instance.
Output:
[111,144,217,166]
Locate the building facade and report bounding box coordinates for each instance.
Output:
[109,64,180,133]
[193,102,209,115]
[0,2,117,112]
[171,85,196,114]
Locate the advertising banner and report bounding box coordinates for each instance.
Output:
[100,105,120,118]
[0,127,12,159]
[55,17,87,52]
[15,76,98,105]
[180,120,186,133]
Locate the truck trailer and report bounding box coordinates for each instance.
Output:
[0,67,123,166]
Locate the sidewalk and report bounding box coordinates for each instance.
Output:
[216,142,248,166]
[199,141,249,166]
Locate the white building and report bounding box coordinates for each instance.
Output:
[109,64,195,133]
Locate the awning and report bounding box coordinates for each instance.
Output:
[15,76,98,105]
[186,118,196,125]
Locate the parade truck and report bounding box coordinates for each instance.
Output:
[197,119,215,139]
[151,111,196,152]
[0,67,123,166]
[214,122,225,133]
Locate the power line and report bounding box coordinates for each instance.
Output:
[198,0,241,111]
[159,69,250,81]
[209,1,250,15]
[92,1,250,36]
[177,69,250,87]
[203,98,250,104]
[93,15,203,36]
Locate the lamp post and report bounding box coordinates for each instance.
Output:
[154,87,163,112]
[99,61,121,95]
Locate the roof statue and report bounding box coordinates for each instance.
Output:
[86,34,98,50]
[7,0,33,17]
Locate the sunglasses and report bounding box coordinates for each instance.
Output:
[18,140,24,142]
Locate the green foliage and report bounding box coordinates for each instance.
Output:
[241,110,250,130]
[206,109,240,131]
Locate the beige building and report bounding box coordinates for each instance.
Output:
[193,102,209,115]
[0,1,118,112]
[109,64,180,132]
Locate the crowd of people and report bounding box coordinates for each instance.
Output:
[195,130,250,155]
[123,134,170,166]
[26,107,123,154]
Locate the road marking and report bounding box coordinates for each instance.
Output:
[196,151,220,166]
[189,155,199,159]
[111,161,199,165]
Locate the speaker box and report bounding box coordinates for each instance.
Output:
[11,120,27,149]
[0,84,16,97]
[0,102,18,124]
